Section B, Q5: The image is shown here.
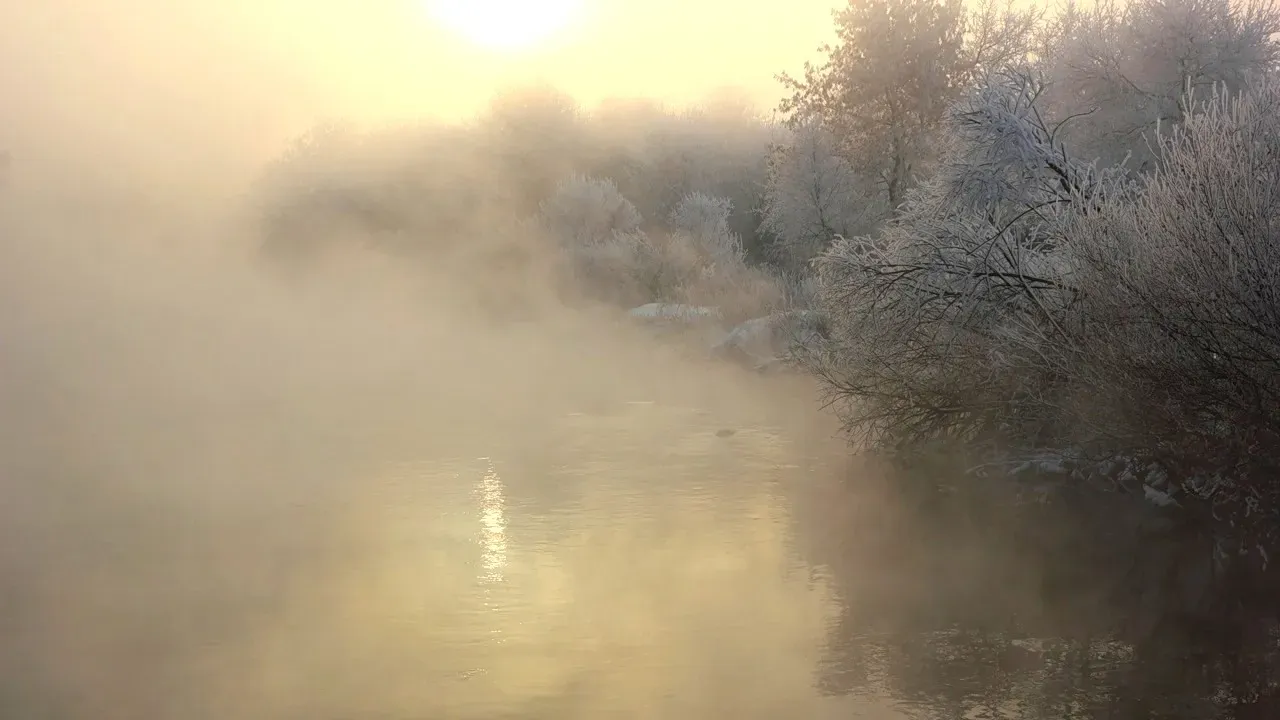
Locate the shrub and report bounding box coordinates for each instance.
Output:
[812,69,1123,453]
[542,180,784,321]
[814,69,1280,631]
[1064,81,1280,559]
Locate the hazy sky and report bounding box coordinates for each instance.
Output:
[0,0,839,187]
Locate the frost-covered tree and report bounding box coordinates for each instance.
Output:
[596,108,775,260]
[780,0,1038,208]
[1036,0,1280,168]
[760,121,884,272]
[813,68,1125,451]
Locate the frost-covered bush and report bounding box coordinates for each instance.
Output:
[816,66,1280,570]
[776,270,821,311]
[667,192,744,266]
[538,174,642,247]
[540,181,782,320]
[760,122,885,271]
[538,175,660,307]
[252,85,783,271]
[584,103,777,260]
[670,192,733,245]
[1034,0,1280,169]
[814,69,1124,451]
[673,257,783,326]
[1062,80,1280,555]
[664,192,782,323]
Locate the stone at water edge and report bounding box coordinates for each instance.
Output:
[626,303,722,323]
[711,309,829,371]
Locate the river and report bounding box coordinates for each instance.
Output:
[0,200,1237,718]
[326,401,882,719]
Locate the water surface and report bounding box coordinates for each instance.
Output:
[298,400,900,719]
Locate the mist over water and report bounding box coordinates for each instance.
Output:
[10,0,1275,714]
[0,167,908,718]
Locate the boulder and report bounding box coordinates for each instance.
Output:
[711,310,828,372]
[627,303,723,324]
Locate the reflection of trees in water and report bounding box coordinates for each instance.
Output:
[793,478,1280,719]
[872,632,1116,719]
[848,630,1278,719]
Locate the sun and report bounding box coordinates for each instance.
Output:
[427,0,583,51]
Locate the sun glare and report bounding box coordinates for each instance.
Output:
[427,0,583,51]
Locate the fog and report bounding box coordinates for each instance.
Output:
[0,106,873,719]
[0,0,839,195]
[0,4,878,716]
[8,0,1280,717]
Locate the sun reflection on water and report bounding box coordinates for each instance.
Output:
[474,457,508,584]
